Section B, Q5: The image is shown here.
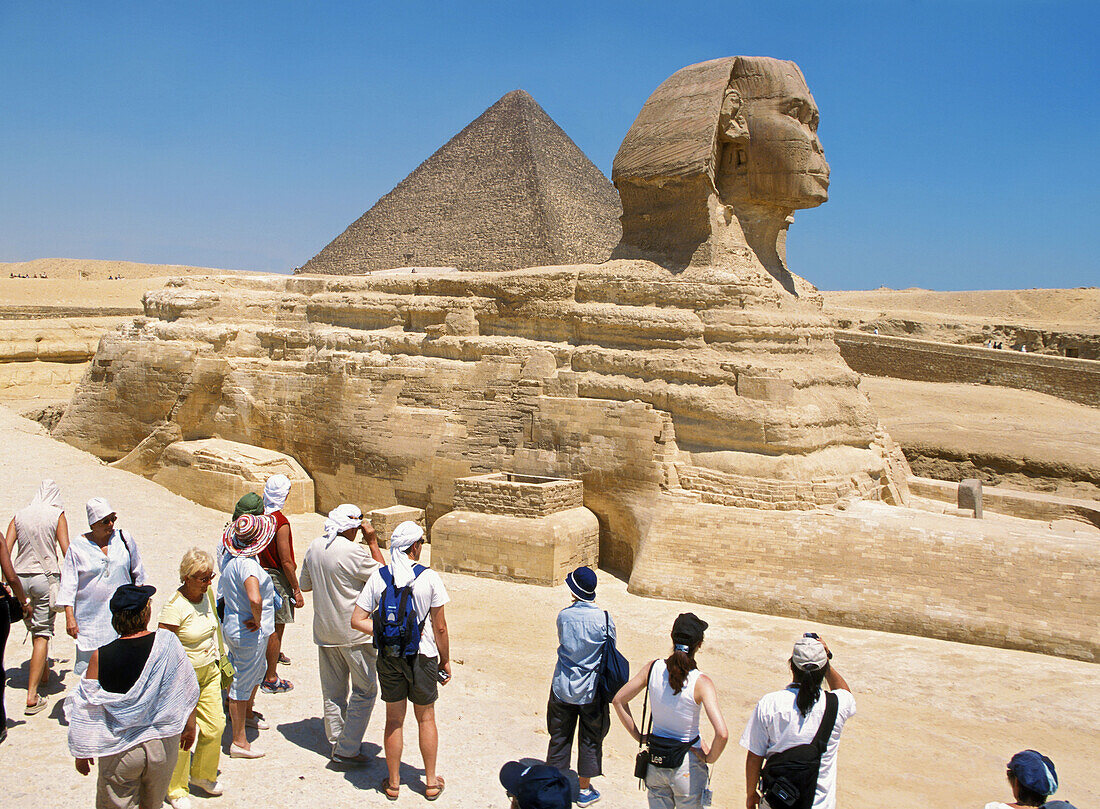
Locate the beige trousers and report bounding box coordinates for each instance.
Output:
[96,734,180,809]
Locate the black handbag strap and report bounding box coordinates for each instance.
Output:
[638,660,655,748]
[811,691,839,754]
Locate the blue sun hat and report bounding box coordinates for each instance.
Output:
[565,566,597,601]
[1008,750,1058,797]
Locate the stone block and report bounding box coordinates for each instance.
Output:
[151,438,314,514]
[369,505,426,548]
[958,478,983,519]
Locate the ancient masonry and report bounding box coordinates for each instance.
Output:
[55,57,1098,661]
[432,473,599,585]
[299,89,622,274]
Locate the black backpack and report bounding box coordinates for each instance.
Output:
[760,691,838,809]
[372,564,427,658]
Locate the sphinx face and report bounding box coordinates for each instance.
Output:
[719,59,830,210]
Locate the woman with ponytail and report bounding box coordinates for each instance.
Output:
[613,613,728,808]
[740,635,856,809]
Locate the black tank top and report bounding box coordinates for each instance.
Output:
[98,633,156,694]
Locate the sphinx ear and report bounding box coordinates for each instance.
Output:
[718,88,749,143]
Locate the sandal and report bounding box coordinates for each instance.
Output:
[425,776,446,801]
[24,695,48,716]
[279,652,291,665]
[380,778,400,801]
[260,677,294,694]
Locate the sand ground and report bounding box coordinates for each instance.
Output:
[0,405,1097,808]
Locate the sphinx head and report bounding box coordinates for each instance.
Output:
[717,57,829,210]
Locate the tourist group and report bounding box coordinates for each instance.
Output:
[1,477,1077,809]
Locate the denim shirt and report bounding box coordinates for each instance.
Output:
[551,600,615,705]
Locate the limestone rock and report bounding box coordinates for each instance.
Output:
[299,90,622,274]
[368,504,426,549]
[149,438,314,514]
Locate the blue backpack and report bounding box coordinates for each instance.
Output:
[372,564,427,659]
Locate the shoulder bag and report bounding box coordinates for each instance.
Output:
[634,661,656,787]
[23,530,63,613]
[2,582,23,622]
[597,610,630,703]
[206,587,235,690]
[760,690,839,809]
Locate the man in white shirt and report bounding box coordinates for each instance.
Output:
[740,635,856,809]
[299,504,385,764]
[57,498,147,677]
[351,521,450,801]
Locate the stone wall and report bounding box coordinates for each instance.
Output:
[836,331,1100,407]
[631,496,1099,662]
[452,473,584,517]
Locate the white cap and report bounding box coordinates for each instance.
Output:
[792,636,829,671]
[86,497,115,527]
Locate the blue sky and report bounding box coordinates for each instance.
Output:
[1,1,1097,290]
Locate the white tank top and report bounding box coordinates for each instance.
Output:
[648,659,702,743]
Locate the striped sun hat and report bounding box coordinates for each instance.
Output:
[222,514,278,558]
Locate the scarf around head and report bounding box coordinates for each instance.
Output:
[387,520,424,587]
[263,475,291,514]
[29,479,63,511]
[323,504,363,544]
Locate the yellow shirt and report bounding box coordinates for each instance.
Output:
[158,590,218,668]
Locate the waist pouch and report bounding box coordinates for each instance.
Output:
[646,734,699,769]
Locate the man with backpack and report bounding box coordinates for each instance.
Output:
[351,520,450,801]
[740,635,856,809]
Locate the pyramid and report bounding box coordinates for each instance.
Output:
[300,90,622,274]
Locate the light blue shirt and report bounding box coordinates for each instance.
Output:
[220,555,275,645]
[551,600,615,705]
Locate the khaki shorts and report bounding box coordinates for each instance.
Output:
[265,568,295,625]
[20,573,57,638]
[377,653,439,705]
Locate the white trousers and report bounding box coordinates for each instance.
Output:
[318,643,378,757]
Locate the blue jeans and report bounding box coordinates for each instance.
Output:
[645,750,708,809]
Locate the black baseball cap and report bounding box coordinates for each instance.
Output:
[109,584,156,614]
[499,762,570,809]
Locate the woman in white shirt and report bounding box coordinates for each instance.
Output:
[219,514,278,760]
[57,498,146,679]
[613,613,728,809]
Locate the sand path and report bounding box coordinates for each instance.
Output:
[0,405,1096,808]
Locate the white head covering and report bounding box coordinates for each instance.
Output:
[29,479,63,511]
[86,497,115,527]
[388,520,424,587]
[263,474,291,514]
[323,504,364,543]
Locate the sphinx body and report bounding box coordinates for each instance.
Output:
[56,59,1099,660]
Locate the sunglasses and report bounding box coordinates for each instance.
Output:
[98,514,117,525]
[192,572,216,583]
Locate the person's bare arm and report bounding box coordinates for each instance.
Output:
[0,531,26,609]
[180,707,198,750]
[745,751,764,809]
[431,604,450,682]
[362,521,385,565]
[350,604,373,636]
[56,512,70,556]
[612,661,653,743]
[695,674,729,764]
[158,623,181,634]
[819,638,850,692]
[4,518,14,554]
[85,649,100,681]
[275,525,303,607]
[244,576,262,632]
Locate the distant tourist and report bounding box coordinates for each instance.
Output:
[985,749,1075,808]
[545,566,614,807]
[0,528,30,744]
[6,479,69,716]
[158,549,226,808]
[500,761,572,809]
[299,504,385,764]
[351,520,450,800]
[612,613,728,809]
[258,474,302,694]
[220,514,280,759]
[58,498,147,678]
[67,584,199,809]
[741,634,856,809]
